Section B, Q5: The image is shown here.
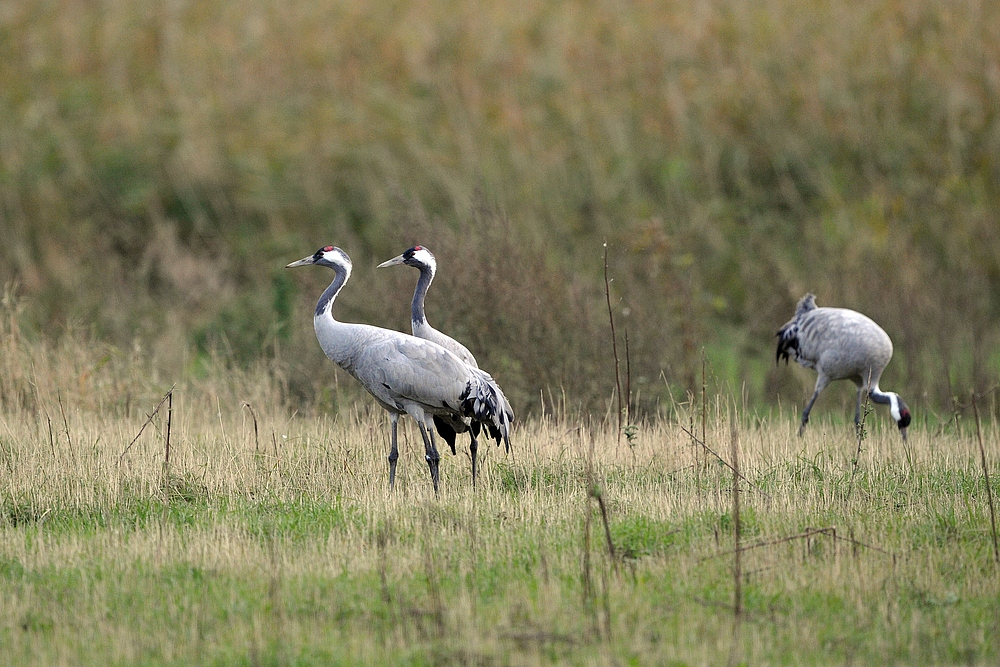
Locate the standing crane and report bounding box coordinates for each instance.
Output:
[377,245,495,486]
[286,246,513,492]
[776,293,911,440]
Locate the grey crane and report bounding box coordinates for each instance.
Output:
[776,293,911,440]
[377,245,494,485]
[286,246,513,492]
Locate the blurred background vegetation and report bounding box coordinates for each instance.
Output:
[1,0,998,420]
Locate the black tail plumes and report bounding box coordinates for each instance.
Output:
[776,293,816,364]
[461,370,513,453]
[776,322,799,364]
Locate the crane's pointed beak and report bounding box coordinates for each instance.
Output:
[899,426,908,442]
[377,254,406,268]
[286,256,316,268]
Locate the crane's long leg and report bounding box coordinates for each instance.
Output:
[469,434,479,488]
[418,421,441,493]
[799,374,830,436]
[388,413,400,490]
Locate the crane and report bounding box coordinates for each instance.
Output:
[286,246,513,492]
[776,293,911,440]
[377,245,495,485]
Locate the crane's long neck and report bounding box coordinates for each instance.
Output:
[411,266,433,329]
[313,265,362,367]
[315,266,348,319]
[868,386,902,421]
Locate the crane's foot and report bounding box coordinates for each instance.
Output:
[426,454,440,493]
[388,453,399,491]
[470,439,478,489]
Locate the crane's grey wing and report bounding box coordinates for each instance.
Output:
[351,335,475,412]
[413,321,479,368]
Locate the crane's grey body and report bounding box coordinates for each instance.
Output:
[777,293,911,439]
[288,246,513,492]
[378,245,509,485]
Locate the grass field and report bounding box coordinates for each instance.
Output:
[1,320,998,665]
[3,0,1000,414]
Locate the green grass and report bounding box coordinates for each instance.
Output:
[2,378,998,664]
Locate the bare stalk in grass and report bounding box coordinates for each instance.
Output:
[590,482,617,568]
[161,389,173,486]
[625,328,632,425]
[242,402,260,454]
[117,384,175,467]
[688,403,699,477]
[603,242,623,443]
[57,391,72,450]
[582,492,593,609]
[679,424,768,498]
[846,372,873,503]
[599,561,613,642]
[728,413,743,667]
[705,527,892,560]
[701,349,707,471]
[581,428,599,636]
[584,426,615,641]
[972,392,1000,565]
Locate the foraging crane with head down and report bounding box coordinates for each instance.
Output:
[286,246,513,492]
[378,245,497,486]
[776,293,911,440]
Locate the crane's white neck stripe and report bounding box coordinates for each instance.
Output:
[412,248,436,273]
[888,393,901,422]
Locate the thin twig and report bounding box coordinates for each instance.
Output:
[624,328,632,425]
[57,392,72,450]
[972,392,1000,565]
[679,424,769,498]
[847,370,873,502]
[117,385,175,467]
[936,384,1000,432]
[242,402,261,453]
[705,527,835,560]
[162,388,173,483]
[731,413,743,613]
[704,526,892,560]
[591,484,617,566]
[603,242,623,443]
[701,349,707,469]
[728,412,742,667]
[582,431,594,608]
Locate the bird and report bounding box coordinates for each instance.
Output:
[377,244,496,486]
[286,246,513,492]
[776,293,911,440]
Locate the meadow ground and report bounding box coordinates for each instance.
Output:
[1,349,998,666]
